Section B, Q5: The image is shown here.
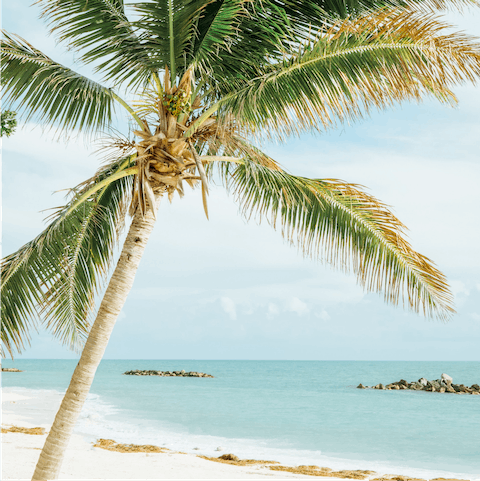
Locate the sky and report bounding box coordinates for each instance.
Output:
[2,2,480,361]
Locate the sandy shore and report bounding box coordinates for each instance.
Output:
[3,429,318,480]
[3,390,478,481]
[1,391,344,480]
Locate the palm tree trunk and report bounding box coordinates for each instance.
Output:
[32,198,160,481]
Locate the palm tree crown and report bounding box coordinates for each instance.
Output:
[3,0,480,357]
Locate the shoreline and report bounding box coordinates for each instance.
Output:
[0,391,355,481]
[1,421,476,481]
[3,387,479,480]
[2,423,314,480]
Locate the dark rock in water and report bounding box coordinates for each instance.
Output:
[123,370,214,378]
[357,375,480,395]
[1,368,23,372]
[431,380,441,390]
[219,454,239,462]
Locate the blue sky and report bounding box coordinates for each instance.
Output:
[2,2,480,360]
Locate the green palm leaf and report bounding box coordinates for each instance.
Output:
[187,0,479,97]
[217,9,480,138]
[219,156,454,320]
[190,0,246,65]
[1,31,116,134]
[190,2,303,97]
[0,155,135,356]
[37,0,154,87]
[309,0,479,17]
[133,0,205,82]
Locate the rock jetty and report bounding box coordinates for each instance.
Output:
[1,368,23,372]
[357,373,479,395]
[123,370,214,378]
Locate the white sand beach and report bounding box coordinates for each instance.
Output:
[3,389,478,481]
[2,390,343,481]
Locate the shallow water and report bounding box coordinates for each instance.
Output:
[2,360,479,477]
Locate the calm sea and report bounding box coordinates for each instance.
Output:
[2,360,479,477]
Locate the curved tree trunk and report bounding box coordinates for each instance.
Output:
[32,198,160,481]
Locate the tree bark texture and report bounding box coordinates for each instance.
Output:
[32,200,160,481]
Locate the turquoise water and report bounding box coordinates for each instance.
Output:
[2,360,479,477]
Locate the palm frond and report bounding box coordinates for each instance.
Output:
[218,156,454,320]
[1,155,135,357]
[305,0,479,18]
[190,0,247,64]
[132,0,204,82]
[192,2,298,99]
[217,9,480,139]
[1,31,117,135]
[36,0,154,87]
[186,0,479,99]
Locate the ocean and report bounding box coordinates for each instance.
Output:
[2,360,479,478]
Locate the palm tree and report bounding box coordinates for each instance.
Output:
[2,0,480,479]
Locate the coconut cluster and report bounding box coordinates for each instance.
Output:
[162,89,191,117]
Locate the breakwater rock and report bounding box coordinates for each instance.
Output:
[123,370,214,378]
[2,368,23,372]
[357,373,480,395]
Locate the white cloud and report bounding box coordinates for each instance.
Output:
[267,303,280,320]
[315,309,331,321]
[220,297,237,320]
[129,274,364,318]
[287,297,310,316]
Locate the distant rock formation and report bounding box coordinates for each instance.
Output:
[123,370,214,378]
[2,368,23,372]
[357,374,480,395]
